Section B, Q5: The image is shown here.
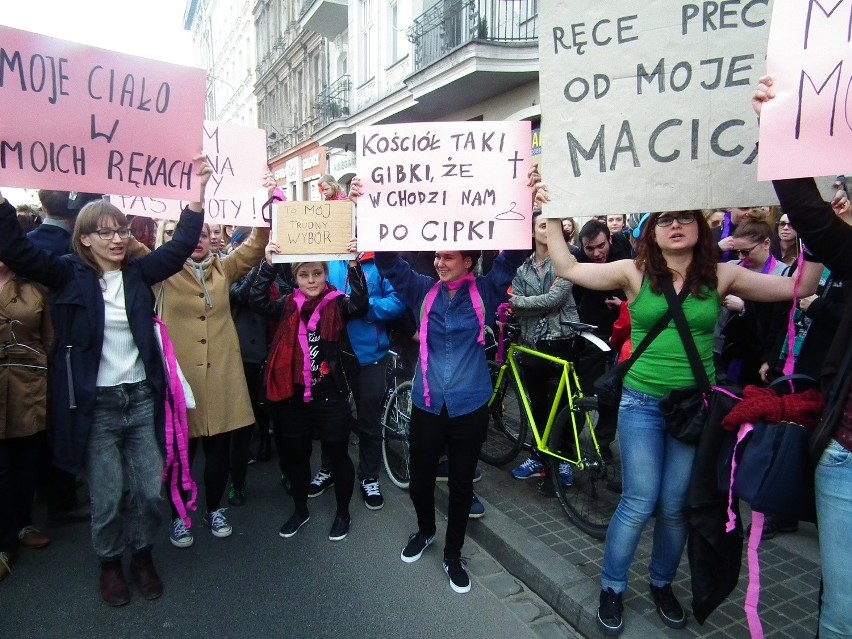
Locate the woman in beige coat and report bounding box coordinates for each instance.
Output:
[1,261,53,581]
[155,220,268,546]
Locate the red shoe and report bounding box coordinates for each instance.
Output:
[99,560,131,606]
[130,552,163,600]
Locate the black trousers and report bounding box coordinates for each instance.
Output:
[352,356,388,479]
[0,433,42,552]
[169,431,232,516]
[574,345,618,448]
[230,361,266,488]
[408,403,488,560]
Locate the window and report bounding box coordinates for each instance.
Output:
[360,0,375,82]
[388,1,399,63]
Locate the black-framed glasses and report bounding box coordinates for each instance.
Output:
[736,243,762,258]
[94,228,131,240]
[655,212,696,227]
[163,229,175,237]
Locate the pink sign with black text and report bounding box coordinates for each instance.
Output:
[0,25,206,198]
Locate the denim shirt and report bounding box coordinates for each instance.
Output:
[374,251,525,417]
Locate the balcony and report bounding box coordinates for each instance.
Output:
[407,0,537,73]
[300,0,348,40]
[314,75,352,128]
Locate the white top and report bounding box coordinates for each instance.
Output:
[96,270,146,387]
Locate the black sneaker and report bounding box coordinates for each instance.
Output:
[400,531,434,563]
[360,477,384,510]
[597,587,624,636]
[649,583,687,629]
[443,557,471,593]
[308,469,333,498]
[328,514,351,542]
[279,512,310,538]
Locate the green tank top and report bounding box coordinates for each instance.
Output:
[624,278,719,398]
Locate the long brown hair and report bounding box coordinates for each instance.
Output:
[71,201,129,277]
[633,210,717,298]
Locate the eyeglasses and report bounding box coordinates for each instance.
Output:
[163,229,175,237]
[736,243,762,258]
[777,221,792,228]
[655,212,696,227]
[94,228,131,240]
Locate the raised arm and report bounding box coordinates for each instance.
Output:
[718,261,798,302]
[545,218,635,295]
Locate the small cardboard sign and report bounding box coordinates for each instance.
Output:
[271,200,353,262]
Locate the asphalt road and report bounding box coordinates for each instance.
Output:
[2,446,553,639]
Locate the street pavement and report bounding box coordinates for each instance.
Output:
[1,443,580,639]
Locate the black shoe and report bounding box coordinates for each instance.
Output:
[47,504,90,526]
[328,514,351,541]
[279,512,310,538]
[359,477,385,510]
[400,531,434,563]
[597,587,624,636]
[443,557,471,593]
[227,482,246,507]
[746,515,798,541]
[649,583,687,629]
[307,469,333,498]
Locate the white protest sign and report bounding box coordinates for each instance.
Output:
[759,0,852,179]
[110,120,270,226]
[538,0,778,217]
[355,121,533,250]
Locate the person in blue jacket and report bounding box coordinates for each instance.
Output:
[374,246,525,594]
[0,161,210,607]
[322,252,406,510]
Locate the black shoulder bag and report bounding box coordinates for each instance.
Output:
[593,286,689,408]
[658,279,713,444]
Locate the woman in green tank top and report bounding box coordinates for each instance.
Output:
[534,188,812,635]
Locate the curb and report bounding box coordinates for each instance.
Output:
[435,484,662,639]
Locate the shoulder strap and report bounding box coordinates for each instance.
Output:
[662,279,711,392]
[620,283,690,371]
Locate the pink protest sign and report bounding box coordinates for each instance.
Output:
[759,0,852,180]
[355,121,533,251]
[110,120,271,226]
[0,25,206,198]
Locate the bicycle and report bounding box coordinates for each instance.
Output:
[483,320,621,539]
[380,350,414,490]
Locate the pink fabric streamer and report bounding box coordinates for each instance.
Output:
[724,421,765,639]
[418,273,485,407]
[155,317,197,527]
[292,288,343,402]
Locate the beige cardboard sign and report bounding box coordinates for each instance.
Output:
[272,200,353,262]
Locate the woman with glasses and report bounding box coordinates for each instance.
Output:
[771,213,800,266]
[154,215,269,547]
[715,220,790,387]
[0,162,210,605]
[535,180,806,634]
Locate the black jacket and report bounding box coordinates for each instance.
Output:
[773,178,852,459]
[0,200,203,473]
[572,232,631,337]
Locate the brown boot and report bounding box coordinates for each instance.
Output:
[99,560,131,606]
[130,552,163,600]
[0,551,16,582]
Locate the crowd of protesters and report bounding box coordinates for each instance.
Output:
[0,82,850,639]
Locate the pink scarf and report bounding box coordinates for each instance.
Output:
[418,272,485,407]
[155,317,197,527]
[293,287,343,401]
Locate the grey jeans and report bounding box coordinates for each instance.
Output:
[84,381,163,561]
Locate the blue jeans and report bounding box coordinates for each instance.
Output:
[815,439,852,639]
[84,381,163,561]
[600,387,696,593]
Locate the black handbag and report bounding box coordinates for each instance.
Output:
[658,280,713,444]
[593,286,689,408]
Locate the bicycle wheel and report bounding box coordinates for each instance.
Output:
[548,397,620,540]
[479,376,528,466]
[382,381,412,490]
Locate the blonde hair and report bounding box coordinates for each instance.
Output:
[318,175,344,199]
[291,261,328,277]
[71,201,129,276]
